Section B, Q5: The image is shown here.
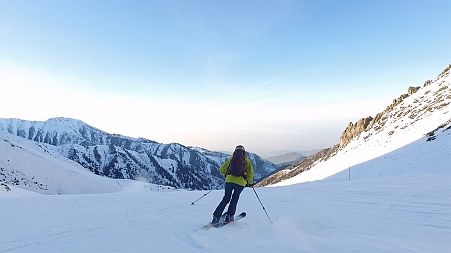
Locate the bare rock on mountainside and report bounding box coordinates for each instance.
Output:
[408,86,420,95]
[257,147,337,186]
[1,182,11,192]
[339,84,423,148]
[0,118,277,190]
[257,65,451,187]
[339,117,373,147]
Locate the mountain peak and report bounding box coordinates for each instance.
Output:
[0,117,278,189]
[45,117,83,123]
[44,117,95,130]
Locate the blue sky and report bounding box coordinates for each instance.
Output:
[1,0,450,155]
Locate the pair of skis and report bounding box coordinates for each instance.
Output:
[202,212,246,229]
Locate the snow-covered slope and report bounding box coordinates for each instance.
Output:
[0,118,277,190]
[1,66,450,252]
[1,166,449,252]
[0,132,120,194]
[277,119,451,186]
[3,117,448,251]
[0,132,172,194]
[261,65,451,186]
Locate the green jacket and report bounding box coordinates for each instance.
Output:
[219,157,254,187]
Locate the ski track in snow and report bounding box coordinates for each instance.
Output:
[1,172,450,253]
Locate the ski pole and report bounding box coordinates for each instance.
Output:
[251,186,273,223]
[190,181,224,206]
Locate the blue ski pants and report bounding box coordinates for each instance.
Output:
[213,182,244,217]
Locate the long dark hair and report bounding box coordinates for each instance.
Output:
[229,149,246,173]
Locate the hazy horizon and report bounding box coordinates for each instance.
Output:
[1,0,450,156]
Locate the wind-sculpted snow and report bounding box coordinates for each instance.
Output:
[0,118,277,190]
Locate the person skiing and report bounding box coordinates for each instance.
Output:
[212,145,254,225]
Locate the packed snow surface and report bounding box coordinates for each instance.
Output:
[1,168,450,253]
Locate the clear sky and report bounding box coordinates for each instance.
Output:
[1,0,450,156]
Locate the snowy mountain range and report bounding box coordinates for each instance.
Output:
[0,118,277,191]
[258,64,451,186]
[1,66,450,252]
[0,131,176,194]
[265,152,306,170]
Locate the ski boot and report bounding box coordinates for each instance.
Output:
[225,214,234,224]
[211,216,220,225]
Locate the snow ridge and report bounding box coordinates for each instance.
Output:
[0,118,277,190]
[259,65,451,186]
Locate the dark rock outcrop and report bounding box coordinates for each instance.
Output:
[339,117,373,147]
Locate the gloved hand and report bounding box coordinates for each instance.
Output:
[246,183,254,187]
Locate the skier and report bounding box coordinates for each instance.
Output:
[212,145,254,225]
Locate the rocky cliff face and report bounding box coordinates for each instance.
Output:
[338,85,424,148]
[0,118,277,190]
[257,65,451,187]
[339,117,373,147]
